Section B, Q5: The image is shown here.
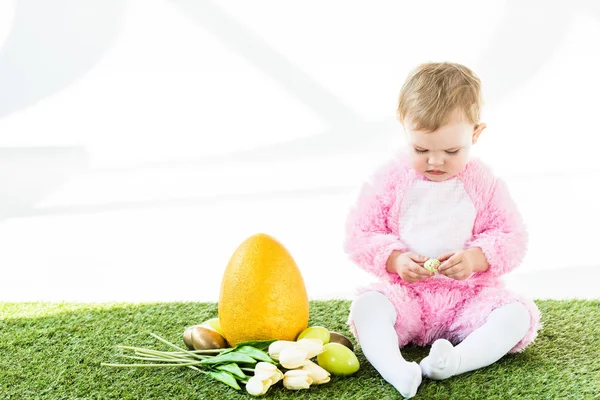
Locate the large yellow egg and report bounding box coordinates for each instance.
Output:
[218,233,309,346]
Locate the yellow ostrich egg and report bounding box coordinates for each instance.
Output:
[218,233,309,346]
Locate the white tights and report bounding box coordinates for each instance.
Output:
[350,291,530,398]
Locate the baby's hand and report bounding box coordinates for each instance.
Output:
[386,251,434,283]
[437,248,489,280]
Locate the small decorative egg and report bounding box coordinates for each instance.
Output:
[328,331,354,351]
[183,325,228,350]
[424,258,441,273]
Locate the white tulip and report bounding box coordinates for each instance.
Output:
[278,346,309,369]
[253,362,284,384]
[300,360,331,384]
[267,340,296,360]
[245,362,284,396]
[246,377,269,396]
[295,338,325,358]
[283,369,313,390]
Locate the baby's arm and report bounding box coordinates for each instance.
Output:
[465,177,528,279]
[344,161,410,280]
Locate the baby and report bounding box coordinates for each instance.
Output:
[345,62,540,398]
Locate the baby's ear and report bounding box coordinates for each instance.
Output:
[472,123,487,144]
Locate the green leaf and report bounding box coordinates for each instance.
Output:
[216,363,247,380]
[199,352,257,366]
[206,370,241,390]
[219,339,277,356]
[233,346,276,364]
[233,339,277,351]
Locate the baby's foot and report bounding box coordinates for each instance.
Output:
[389,361,422,398]
[419,339,461,380]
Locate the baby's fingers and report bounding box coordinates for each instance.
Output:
[408,253,428,266]
[440,264,468,280]
[411,262,434,278]
[437,252,455,262]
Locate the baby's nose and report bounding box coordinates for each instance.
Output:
[428,154,444,166]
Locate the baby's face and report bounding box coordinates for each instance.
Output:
[404,113,484,182]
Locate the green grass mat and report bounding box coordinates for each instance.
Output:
[1,300,599,399]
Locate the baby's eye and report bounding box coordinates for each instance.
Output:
[445,149,460,155]
[414,148,428,154]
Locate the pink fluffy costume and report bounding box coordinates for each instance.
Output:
[345,153,540,353]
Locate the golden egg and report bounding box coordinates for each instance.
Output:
[183,325,196,350]
[190,325,228,350]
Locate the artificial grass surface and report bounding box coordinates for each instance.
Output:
[1,300,599,400]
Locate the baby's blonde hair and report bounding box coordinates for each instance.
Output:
[397,62,482,132]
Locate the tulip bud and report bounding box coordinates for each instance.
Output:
[245,362,284,396]
[300,360,331,384]
[296,338,325,358]
[283,369,313,390]
[246,377,269,396]
[268,340,296,360]
[253,362,283,384]
[278,346,309,369]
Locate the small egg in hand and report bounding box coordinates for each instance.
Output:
[424,258,441,273]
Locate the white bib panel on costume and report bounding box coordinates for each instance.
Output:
[399,178,476,259]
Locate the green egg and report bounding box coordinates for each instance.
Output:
[316,343,360,376]
[297,326,330,344]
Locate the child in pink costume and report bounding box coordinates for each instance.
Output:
[345,62,541,398]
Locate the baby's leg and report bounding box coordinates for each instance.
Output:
[420,301,531,380]
[350,291,422,398]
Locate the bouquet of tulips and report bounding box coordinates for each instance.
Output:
[103,325,358,396]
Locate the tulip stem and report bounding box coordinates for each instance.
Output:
[105,332,270,386]
[113,347,208,372]
[101,362,202,368]
[120,355,194,363]
[117,346,211,371]
[164,349,224,355]
[118,345,209,361]
[148,333,216,361]
[148,332,190,352]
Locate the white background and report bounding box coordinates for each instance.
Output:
[1,0,599,302]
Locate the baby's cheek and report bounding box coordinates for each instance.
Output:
[409,157,424,173]
[452,157,469,174]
